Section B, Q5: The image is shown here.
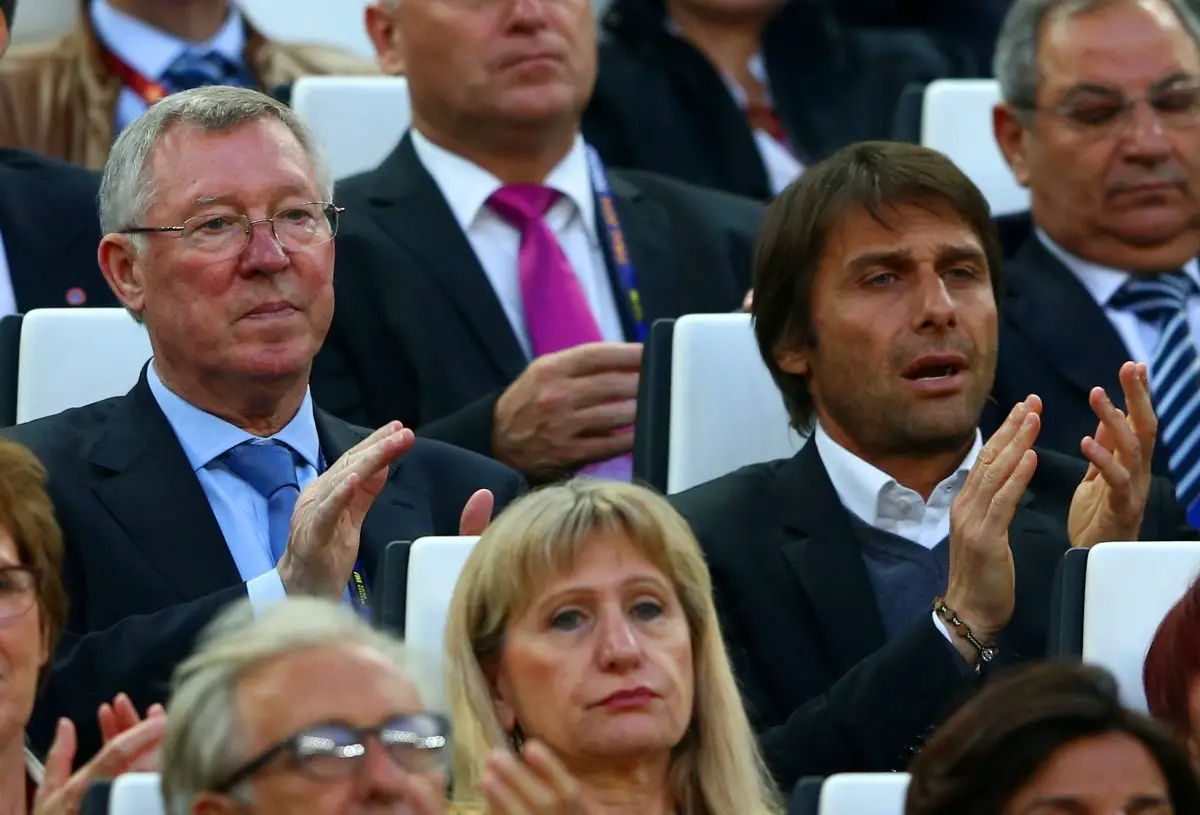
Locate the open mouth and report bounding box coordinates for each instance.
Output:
[903,362,963,381]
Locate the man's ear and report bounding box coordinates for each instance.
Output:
[191,792,244,815]
[98,235,147,319]
[365,2,406,75]
[993,102,1032,188]
[775,347,810,377]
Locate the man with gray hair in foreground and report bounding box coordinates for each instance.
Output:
[164,597,581,815]
[3,85,524,765]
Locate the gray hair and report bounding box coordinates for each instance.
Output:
[160,597,423,815]
[98,85,334,237]
[994,0,1200,110]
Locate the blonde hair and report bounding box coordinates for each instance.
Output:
[444,479,783,815]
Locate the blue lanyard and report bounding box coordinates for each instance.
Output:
[586,146,648,343]
[316,451,371,620]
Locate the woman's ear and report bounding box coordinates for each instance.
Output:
[483,660,517,732]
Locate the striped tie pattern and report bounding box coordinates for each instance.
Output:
[1109,272,1200,524]
[161,51,254,95]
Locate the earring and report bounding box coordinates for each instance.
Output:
[509,723,526,752]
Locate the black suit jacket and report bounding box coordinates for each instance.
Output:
[0,149,117,311]
[669,441,1190,790]
[310,134,764,459]
[987,214,1173,478]
[584,0,956,201]
[3,372,525,762]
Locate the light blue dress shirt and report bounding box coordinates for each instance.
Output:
[146,362,320,613]
[90,0,247,135]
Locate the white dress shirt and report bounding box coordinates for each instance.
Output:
[0,228,20,317]
[814,423,983,649]
[1036,228,1200,362]
[725,54,805,195]
[409,128,626,358]
[90,0,247,135]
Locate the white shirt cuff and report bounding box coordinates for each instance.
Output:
[247,568,287,615]
[933,610,954,643]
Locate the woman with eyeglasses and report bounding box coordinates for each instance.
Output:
[444,479,784,815]
[0,438,164,814]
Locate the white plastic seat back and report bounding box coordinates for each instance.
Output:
[109,773,165,815]
[1082,541,1200,711]
[405,536,480,712]
[818,773,910,815]
[921,79,1029,216]
[11,0,76,45]
[238,0,375,58]
[292,77,412,180]
[666,313,805,494]
[16,309,152,424]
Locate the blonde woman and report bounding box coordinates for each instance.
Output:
[445,479,783,815]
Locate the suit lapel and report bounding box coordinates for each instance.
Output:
[603,171,680,332]
[362,136,527,383]
[776,444,888,677]
[315,410,429,587]
[1005,235,1128,407]
[88,372,241,600]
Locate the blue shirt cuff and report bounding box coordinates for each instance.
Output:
[247,568,287,615]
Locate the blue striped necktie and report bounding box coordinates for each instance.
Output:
[161,51,254,95]
[221,441,300,564]
[1109,272,1200,526]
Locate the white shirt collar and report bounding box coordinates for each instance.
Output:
[1035,227,1200,306]
[90,0,246,82]
[814,422,982,528]
[662,19,770,109]
[408,128,598,245]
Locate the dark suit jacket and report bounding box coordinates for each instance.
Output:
[986,213,1173,478]
[310,135,764,460]
[669,441,1190,790]
[0,149,117,311]
[3,372,525,762]
[584,0,956,200]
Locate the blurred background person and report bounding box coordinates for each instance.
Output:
[1144,571,1200,764]
[444,479,783,815]
[905,662,1200,815]
[0,0,377,169]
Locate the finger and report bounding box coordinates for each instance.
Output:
[571,399,638,434]
[485,750,557,813]
[481,762,529,815]
[521,740,579,804]
[400,771,447,815]
[97,702,118,745]
[971,398,1036,479]
[1082,435,1133,495]
[1120,360,1158,449]
[982,448,1039,530]
[311,472,360,537]
[560,342,644,376]
[972,410,1041,506]
[742,289,754,312]
[147,703,166,718]
[75,716,168,784]
[568,431,635,468]
[327,421,406,477]
[342,428,415,482]
[1089,386,1141,467]
[114,692,141,731]
[459,488,495,537]
[33,718,76,805]
[568,371,640,409]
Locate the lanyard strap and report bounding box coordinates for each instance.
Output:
[316,451,371,619]
[585,146,648,343]
[99,44,171,105]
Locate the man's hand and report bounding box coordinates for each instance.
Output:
[459,489,495,536]
[1069,361,1157,549]
[34,715,166,815]
[943,396,1042,663]
[493,342,641,476]
[97,694,165,773]
[279,422,414,599]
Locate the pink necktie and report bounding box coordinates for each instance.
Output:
[488,185,632,481]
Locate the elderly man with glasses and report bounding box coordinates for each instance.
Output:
[3,85,524,767]
[987,0,1200,527]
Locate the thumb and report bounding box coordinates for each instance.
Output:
[459,489,495,537]
[34,718,77,805]
[741,289,753,312]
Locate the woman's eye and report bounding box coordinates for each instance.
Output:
[631,600,663,620]
[549,609,585,630]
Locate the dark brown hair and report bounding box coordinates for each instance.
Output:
[751,141,1004,433]
[906,662,1200,815]
[0,438,66,686]
[1143,572,1200,741]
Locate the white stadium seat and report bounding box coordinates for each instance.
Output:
[108,773,166,815]
[818,773,910,815]
[292,76,412,180]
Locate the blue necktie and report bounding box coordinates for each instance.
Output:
[1110,272,1200,527]
[161,50,253,95]
[221,441,300,564]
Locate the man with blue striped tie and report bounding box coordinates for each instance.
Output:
[988,0,1200,527]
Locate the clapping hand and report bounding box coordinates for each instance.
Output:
[480,740,582,815]
[1068,362,1157,549]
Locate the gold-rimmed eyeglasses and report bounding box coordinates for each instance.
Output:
[119,202,344,262]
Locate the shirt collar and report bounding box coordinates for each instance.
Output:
[408,127,598,245]
[90,0,247,82]
[1035,226,1200,306]
[814,423,982,526]
[146,361,321,471]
